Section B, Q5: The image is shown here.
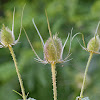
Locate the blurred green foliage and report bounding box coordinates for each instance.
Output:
[0,0,100,100]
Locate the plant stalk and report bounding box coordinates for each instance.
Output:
[80,52,93,98]
[8,45,26,100]
[51,62,57,100]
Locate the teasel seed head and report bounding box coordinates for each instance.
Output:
[0,24,15,47]
[0,6,25,48]
[44,34,62,63]
[87,35,100,52]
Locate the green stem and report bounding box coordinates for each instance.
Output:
[51,62,57,100]
[80,52,93,98]
[8,45,26,100]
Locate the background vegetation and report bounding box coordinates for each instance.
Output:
[0,0,100,100]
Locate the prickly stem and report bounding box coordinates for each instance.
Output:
[51,62,57,100]
[8,45,26,100]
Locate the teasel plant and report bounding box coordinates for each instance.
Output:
[0,6,27,100]
[76,21,100,100]
[23,10,80,100]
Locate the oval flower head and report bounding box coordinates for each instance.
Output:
[0,8,23,48]
[79,21,100,54]
[44,34,63,63]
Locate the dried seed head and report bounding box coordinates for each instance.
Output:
[0,24,14,47]
[87,35,100,52]
[44,34,62,63]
